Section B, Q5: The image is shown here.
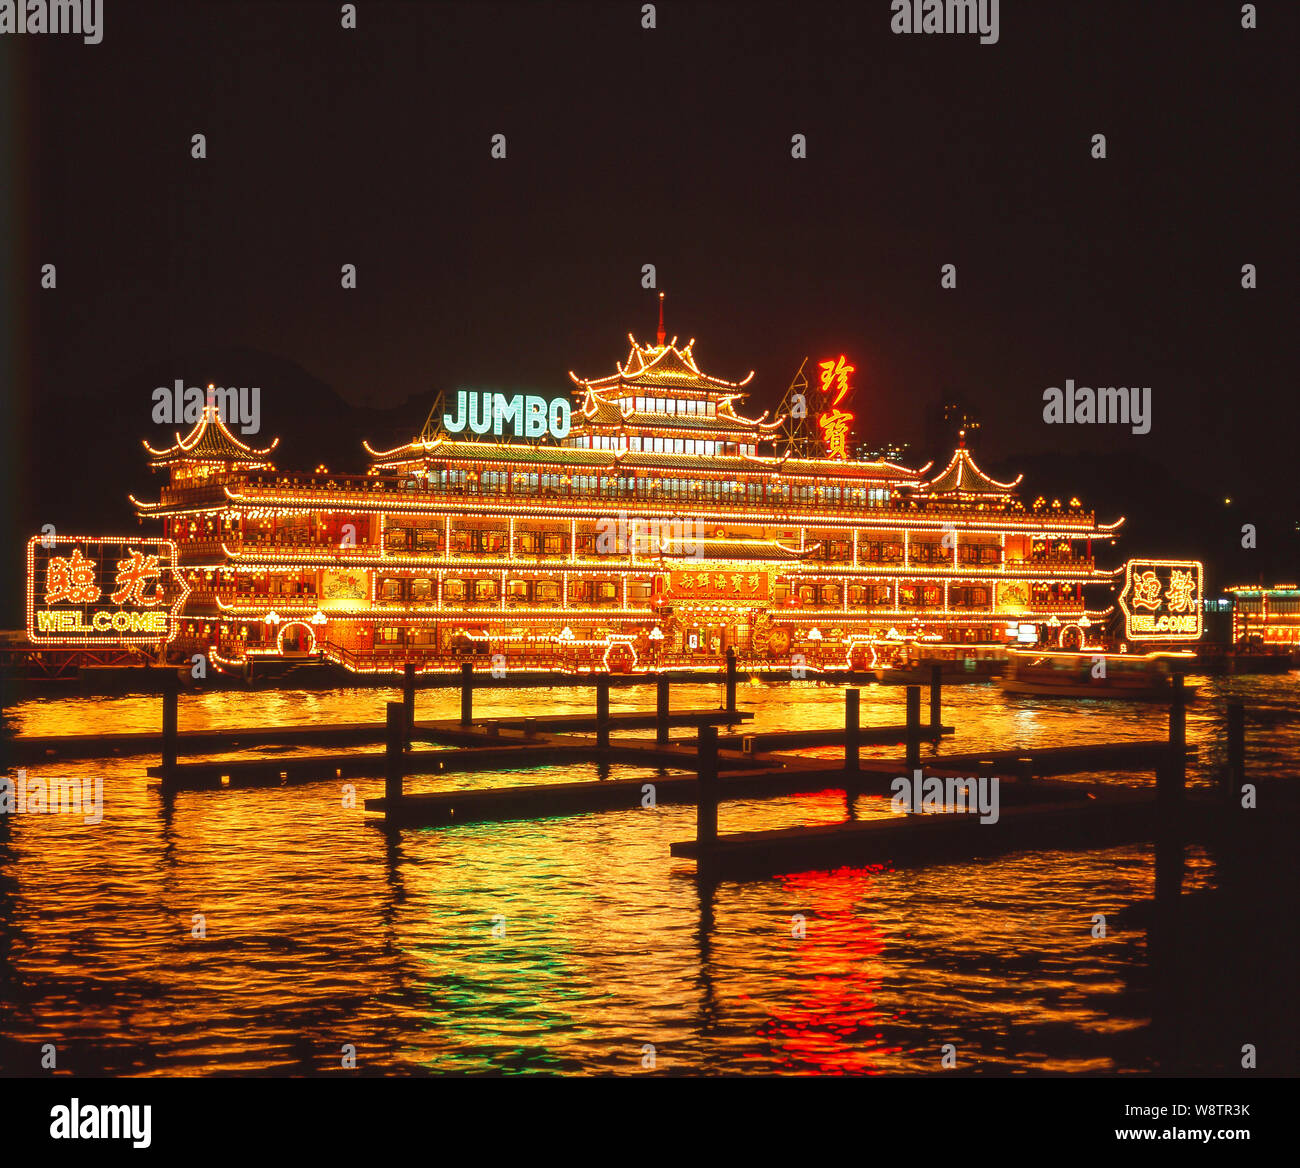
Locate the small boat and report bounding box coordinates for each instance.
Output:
[998,648,1199,700]
[873,643,1006,685]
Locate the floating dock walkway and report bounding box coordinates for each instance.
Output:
[11,653,1254,888]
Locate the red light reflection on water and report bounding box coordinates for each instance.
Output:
[753,862,903,1074]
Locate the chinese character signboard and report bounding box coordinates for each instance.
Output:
[1118,558,1203,641]
[666,569,769,603]
[816,354,855,460]
[27,536,190,644]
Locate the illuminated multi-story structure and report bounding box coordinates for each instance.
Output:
[130,325,1124,674]
[1225,585,1300,650]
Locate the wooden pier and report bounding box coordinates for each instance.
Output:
[671,787,1165,876]
[671,676,1222,879]
[13,720,387,764]
[18,662,1267,891]
[366,670,954,824]
[105,657,956,800]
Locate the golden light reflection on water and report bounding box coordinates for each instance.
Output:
[0,675,1294,1074]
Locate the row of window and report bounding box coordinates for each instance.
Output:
[381,529,1009,565]
[376,577,655,605]
[775,584,994,608]
[628,397,715,416]
[582,436,744,455]
[427,468,893,504]
[369,577,1016,609]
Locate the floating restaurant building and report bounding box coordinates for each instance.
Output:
[130,325,1125,674]
[1224,585,1300,651]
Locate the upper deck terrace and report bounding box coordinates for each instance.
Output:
[138,468,1113,536]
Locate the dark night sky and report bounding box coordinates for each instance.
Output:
[3,0,1297,614]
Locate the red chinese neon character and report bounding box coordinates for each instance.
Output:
[111,550,164,607]
[1165,569,1197,613]
[1131,570,1162,612]
[818,355,855,406]
[46,548,101,605]
[819,408,853,460]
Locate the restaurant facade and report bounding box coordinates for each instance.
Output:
[129,327,1125,674]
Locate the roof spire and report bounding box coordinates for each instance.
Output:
[656,291,665,347]
[958,427,966,449]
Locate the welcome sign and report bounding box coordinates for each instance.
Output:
[1118,558,1203,641]
[443,389,572,440]
[27,536,190,644]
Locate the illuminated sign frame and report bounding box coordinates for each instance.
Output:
[1118,558,1204,641]
[665,568,769,603]
[815,354,855,460]
[26,535,191,645]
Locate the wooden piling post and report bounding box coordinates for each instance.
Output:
[161,669,178,787]
[1160,674,1186,806]
[403,662,415,736]
[1226,701,1244,806]
[460,661,473,726]
[929,663,942,730]
[697,724,719,847]
[725,646,737,716]
[656,673,669,744]
[1155,669,1188,910]
[905,685,921,775]
[385,700,404,811]
[844,688,860,773]
[596,672,610,749]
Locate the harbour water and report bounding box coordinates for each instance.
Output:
[1,674,1296,1075]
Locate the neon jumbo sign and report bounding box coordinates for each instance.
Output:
[443,389,572,440]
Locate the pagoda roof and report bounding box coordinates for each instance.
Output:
[144,403,279,467]
[919,442,1021,497]
[578,400,783,434]
[570,335,756,398]
[654,537,812,562]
